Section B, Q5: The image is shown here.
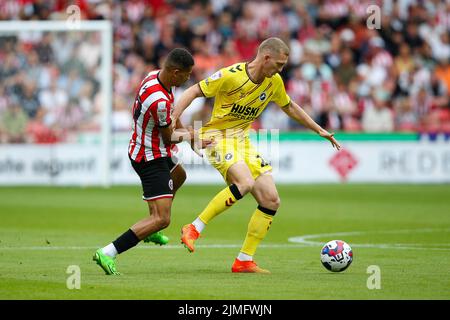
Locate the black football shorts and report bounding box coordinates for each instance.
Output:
[130,156,178,201]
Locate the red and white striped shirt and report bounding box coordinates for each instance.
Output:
[128,70,174,162]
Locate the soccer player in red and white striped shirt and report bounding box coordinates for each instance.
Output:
[94,48,201,275]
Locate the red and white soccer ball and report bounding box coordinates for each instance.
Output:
[320,240,353,272]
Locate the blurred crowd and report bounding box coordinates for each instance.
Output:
[0,31,102,143]
[0,0,450,144]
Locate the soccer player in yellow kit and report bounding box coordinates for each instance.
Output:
[172,37,341,273]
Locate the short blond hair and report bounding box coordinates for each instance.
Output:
[258,37,290,56]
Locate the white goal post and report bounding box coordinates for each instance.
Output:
[0,20,113,187]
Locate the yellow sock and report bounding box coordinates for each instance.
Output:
[240,206,276,256]
[198,184,243,224]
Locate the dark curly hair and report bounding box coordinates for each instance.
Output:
[164,48,194,71]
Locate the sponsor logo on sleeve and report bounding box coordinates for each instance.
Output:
[210,71,222,80]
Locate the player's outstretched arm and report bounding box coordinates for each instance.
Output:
[169,119,212,157]
[172,84,204,123]
[281,101,341,150]
[160,119,191,145]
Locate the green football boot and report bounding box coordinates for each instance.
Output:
[143,231,169,246]
[93,249,120,275]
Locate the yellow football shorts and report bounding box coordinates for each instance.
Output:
[205,136,272,181]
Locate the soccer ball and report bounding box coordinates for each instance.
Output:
[320,240,353,272]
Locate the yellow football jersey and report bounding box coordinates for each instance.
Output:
[198,62,290,139]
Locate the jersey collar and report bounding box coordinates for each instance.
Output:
[245,62,264,84]
[157,71,173,95]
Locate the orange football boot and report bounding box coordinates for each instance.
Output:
[181,224,200,253]
[231,258,271,274]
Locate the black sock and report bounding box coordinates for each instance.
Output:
[257,205,277,216]
[112,229,140,254]
[229,184,243,200]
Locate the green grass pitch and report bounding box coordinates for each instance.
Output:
[0,184,449,299]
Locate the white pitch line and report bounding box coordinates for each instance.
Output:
[0,243,449,251]
[288,228,450,251]
[0,228,448,251]
[0,244,307,251]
